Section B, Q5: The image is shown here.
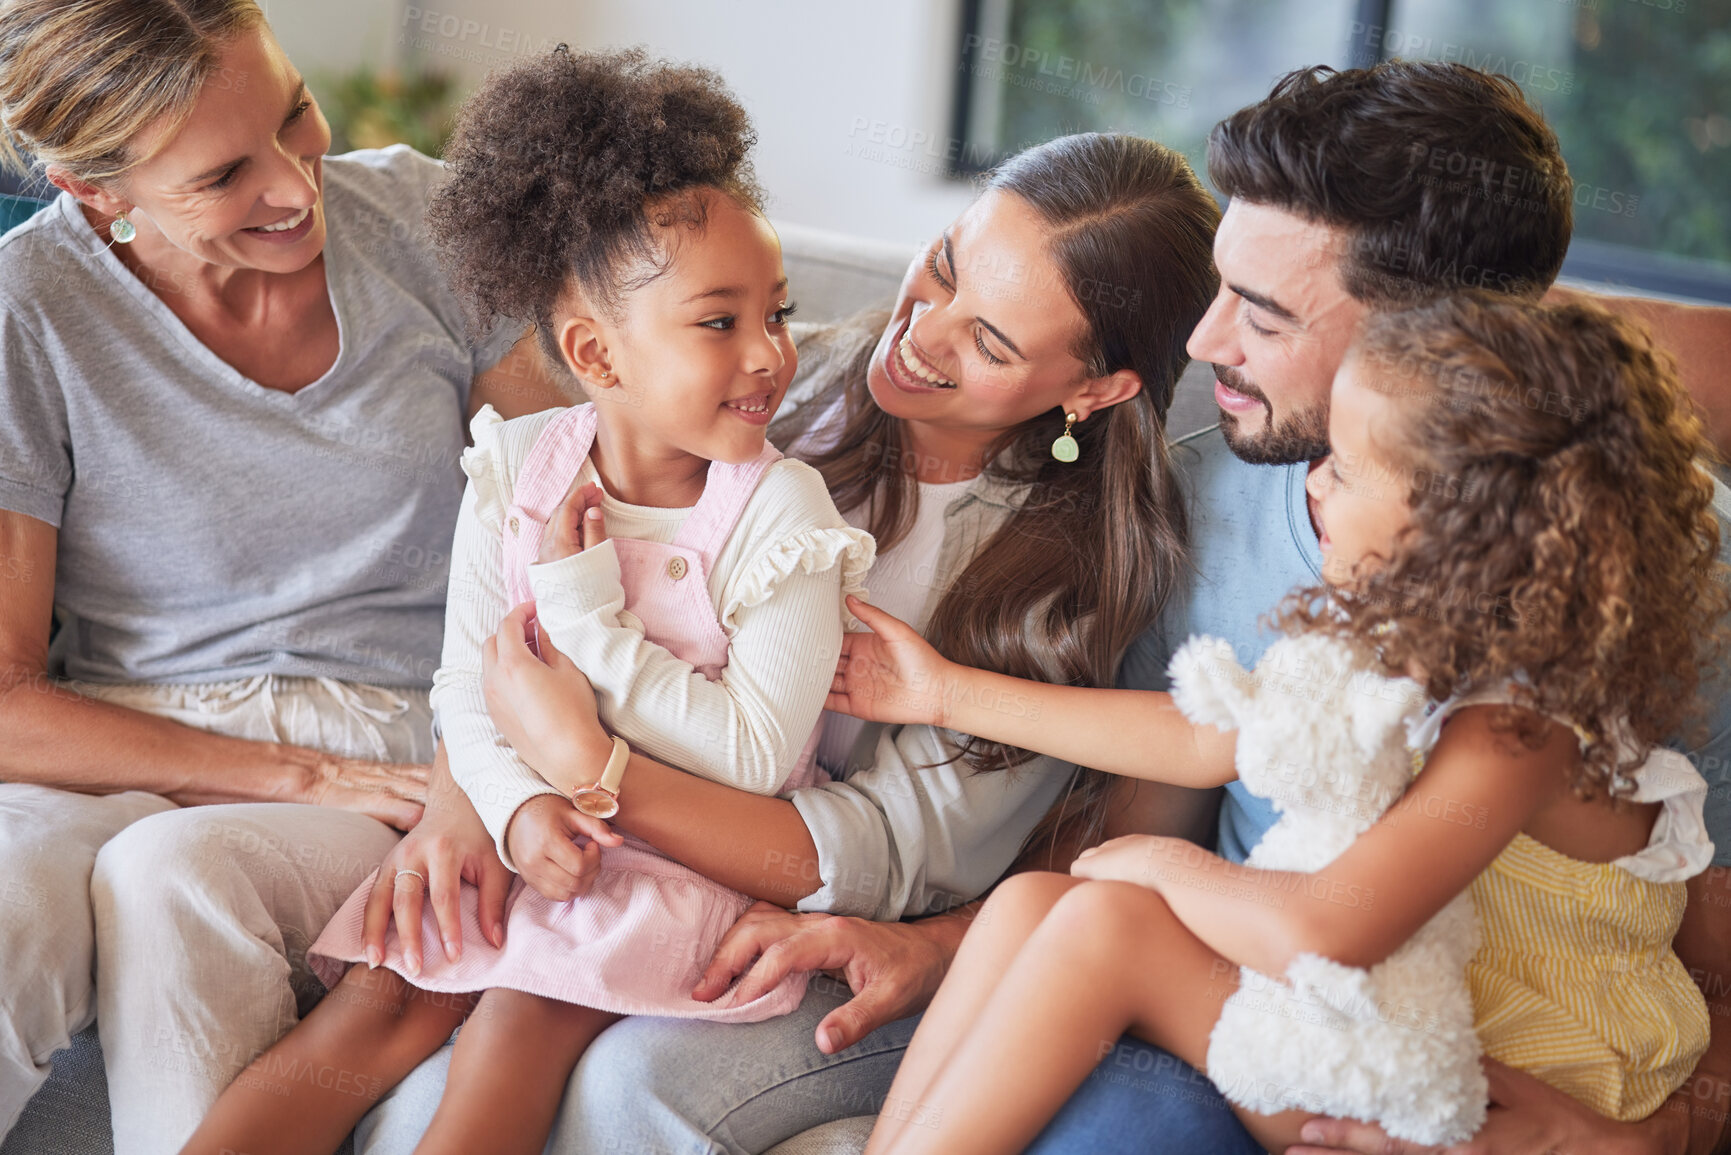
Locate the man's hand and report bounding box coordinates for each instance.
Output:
[1290,1059,1668,1155]
[692,900,955,1054]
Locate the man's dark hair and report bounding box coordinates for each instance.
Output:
[1208,61,1572,304]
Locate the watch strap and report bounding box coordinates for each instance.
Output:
[596,734,630,794]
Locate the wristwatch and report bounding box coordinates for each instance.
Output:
[571,735,630,819]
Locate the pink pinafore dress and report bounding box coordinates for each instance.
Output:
[311,403,826,1021]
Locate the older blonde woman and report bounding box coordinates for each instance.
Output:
[0,2,564,1151]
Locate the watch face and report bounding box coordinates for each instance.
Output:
[572,789,619,820]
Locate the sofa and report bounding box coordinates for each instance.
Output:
[0,212,1223,1155]
[16,202,1701,1154]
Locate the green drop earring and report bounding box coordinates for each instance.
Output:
[109,210,136,244]
[1051,411,1079,462]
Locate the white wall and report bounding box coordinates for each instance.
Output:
[262,0,402,76]
[277,0,978,247]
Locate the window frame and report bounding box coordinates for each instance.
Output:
[950,0,1731,303]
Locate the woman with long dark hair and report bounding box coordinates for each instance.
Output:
[350,129,1227,1153]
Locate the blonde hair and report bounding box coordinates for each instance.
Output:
[0,0,265,184]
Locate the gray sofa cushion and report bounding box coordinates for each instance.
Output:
[2,1028,110,1155]
[1169,359,1224,443]
[3,1027,353,1155]
[761,1115,875,1155]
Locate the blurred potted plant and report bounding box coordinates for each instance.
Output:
[317,67,460,156]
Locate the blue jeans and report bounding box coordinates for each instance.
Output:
[1029,1036,1264,1155]
[356,983,1261,1154]
[355,974,918,1155]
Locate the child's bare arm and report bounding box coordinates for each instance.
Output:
[830,598,1238,787]
[952,679,1237,787]
[1077,706,1571,976]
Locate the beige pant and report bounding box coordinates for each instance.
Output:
[0,675,431,1155]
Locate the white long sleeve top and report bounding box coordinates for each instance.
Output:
[431,405,873,868]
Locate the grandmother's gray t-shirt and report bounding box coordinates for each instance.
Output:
[0,145,516,687]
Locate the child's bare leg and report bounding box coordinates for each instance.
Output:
[866,872,1085,1155]
[875,880,1309,1155]
[412,989,622,1155]
[180,965,476,1155]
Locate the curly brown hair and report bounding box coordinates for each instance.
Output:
[1282,294,1729,799]
[427,46,763,364]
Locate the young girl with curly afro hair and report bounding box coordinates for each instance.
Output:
[184,46,875,1155]
[827,294,1729,1152]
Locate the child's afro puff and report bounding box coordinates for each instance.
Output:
[428,45,763,334]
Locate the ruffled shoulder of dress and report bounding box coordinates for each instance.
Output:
[721,526,877,632]
[457,403,513,530]
[1614,746,1715,884]
[458,404,580,531]
[1418,683,1716,885]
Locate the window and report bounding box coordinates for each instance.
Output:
[954,0,1731,301]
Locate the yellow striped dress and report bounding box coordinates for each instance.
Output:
[1411,690,1715,1120]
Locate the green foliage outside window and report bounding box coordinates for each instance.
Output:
[315,67,460,158]
[1508,0,1730,266]
[971,0,1731,273]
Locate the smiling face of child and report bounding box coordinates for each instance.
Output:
[565,189,798,476]
[1305,350,1417,588]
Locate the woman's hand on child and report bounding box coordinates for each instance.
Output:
[537,481,608,564]
[486,605,623,902]
[504,793,621,903]
[484,602,611,784]
[361,742,511,976]
[827,595,957,727]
